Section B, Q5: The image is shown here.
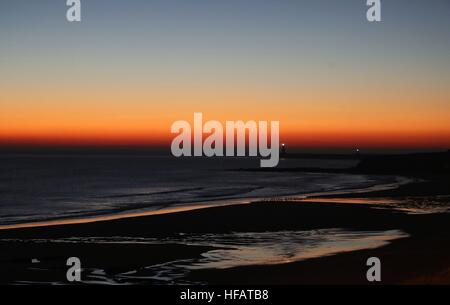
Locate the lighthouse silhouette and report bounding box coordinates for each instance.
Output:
[281,143,286,156]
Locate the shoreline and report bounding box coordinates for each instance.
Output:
[0,173,449,284]
[0,200,448,284]
[0,173,407,231]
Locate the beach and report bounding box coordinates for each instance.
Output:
[0,170,449,285]
[2,0,450,292]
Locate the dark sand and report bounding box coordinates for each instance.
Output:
[0,176,449,284]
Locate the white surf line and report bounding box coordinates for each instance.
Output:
[0,175,414,231]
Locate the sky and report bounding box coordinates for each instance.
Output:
[1,0,450,150]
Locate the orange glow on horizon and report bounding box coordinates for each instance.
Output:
[1,126,449,149]
[1,86,450,149]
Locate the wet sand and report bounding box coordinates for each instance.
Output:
[0,191,449,284]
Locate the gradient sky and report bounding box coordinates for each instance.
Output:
[1,0,450,150]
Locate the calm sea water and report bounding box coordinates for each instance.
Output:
[0,155,390,225]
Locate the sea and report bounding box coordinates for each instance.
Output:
[0,154,397,226]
